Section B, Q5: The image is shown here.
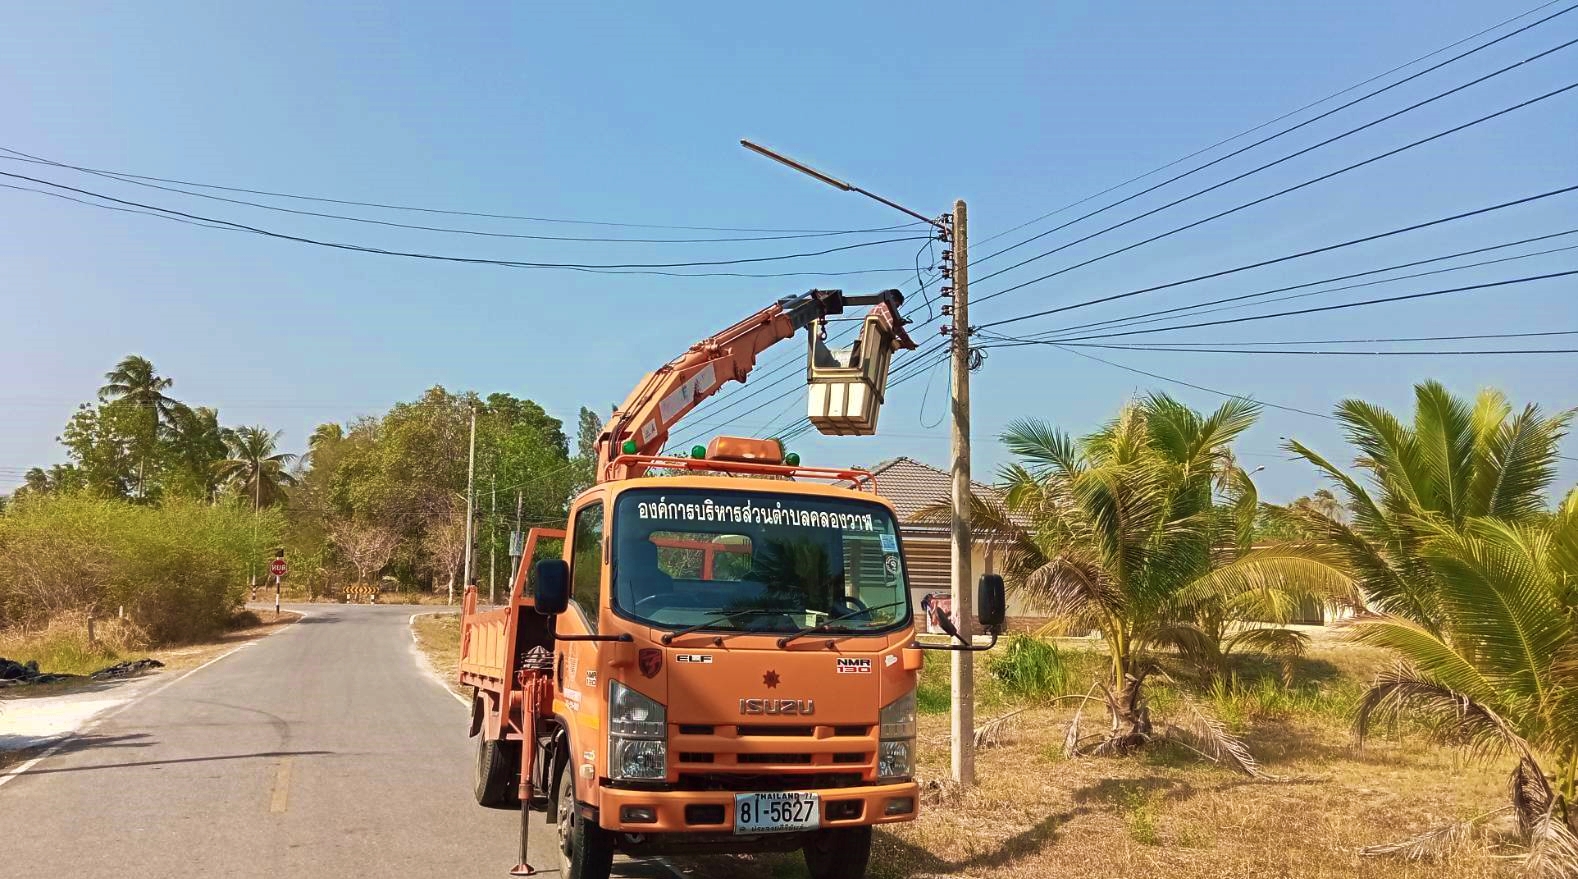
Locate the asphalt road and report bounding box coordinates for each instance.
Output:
[0,603,675,879]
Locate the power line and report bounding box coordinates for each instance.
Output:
[1045,345,1335,420]
[1053,342,1578,356]
[0,169,927,273]
[990,270,1578,342]
[0,145,919,235]
[974,182,1578,331]
[969,74,1578,311]
[0,147,922,244]
[1061,329,1578,347]
[1022,229,1578,340]
[965,0,1571,254]
[964,6,1578,281]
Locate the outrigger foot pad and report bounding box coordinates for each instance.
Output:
[508,864,537,876]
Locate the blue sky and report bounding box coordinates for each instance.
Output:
[3,0,1575,501]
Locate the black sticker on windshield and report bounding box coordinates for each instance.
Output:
[884,556,900,575]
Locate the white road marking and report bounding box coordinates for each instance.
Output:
[0,611,304,790]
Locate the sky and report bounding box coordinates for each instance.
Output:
[2,0,1575,502]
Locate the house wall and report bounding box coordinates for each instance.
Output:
[901,530,1038,618]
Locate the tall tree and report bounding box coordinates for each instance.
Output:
[162,405,232,501]
[97,355,178,499]
[330,519,401,584]
[58,402,141,498]
[215,426,299,509]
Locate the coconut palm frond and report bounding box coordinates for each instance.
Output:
[1473,404,1571,522]
[1180,543,1360,613]
[1226,627,1309,685]
[1411,380,1477,524]
[973,708,1027,750]
[1511,756,1556,837]
[1141,621,1222,671]
[1000,418,1083,477]
[1165,700,1277,779]
[1524,803,1578,879]
[1335,397,1432,511]
[1345,616,1497,705]
[1360,816,1483,862]
[1354,668,1533,763]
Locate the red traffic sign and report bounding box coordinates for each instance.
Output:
[269,559,287,578]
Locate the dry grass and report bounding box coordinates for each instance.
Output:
[403,617,1519,877]
[411,612,466,697]
[685,643,1523,879]
[0,608,301,697]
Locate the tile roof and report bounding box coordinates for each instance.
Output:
[867,457,1001,525]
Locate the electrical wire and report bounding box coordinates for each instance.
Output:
[1042,345,1335,420]
[964,7,1578,283]
[1021,230,1578,341]
[0,169,928,272]
[1050,342,1578,356]
[965,0,1570,254]
[0,147,923,244]
[974,182,1578,331]
[0,145,920,235]
[969,75,1578,311]
[1059,329,1578,347]
[987,269,1578,343]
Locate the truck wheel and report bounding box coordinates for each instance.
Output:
[803,826,873,879]
[555,760,614,879]
[474,736,519,808]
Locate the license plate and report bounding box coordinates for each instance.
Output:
[733,792,820,834]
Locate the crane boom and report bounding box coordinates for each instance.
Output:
[594,288,913,478]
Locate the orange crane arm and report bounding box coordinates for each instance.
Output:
[594,288,912,477]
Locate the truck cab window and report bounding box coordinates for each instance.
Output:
[570,502,603,632]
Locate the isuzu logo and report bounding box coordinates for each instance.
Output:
[738,698,815,716]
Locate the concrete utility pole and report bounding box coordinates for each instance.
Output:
[739,139,978,787]
[946,199,975,787]
[459,406,477,606]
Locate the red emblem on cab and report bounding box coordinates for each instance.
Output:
[638,648,663,679]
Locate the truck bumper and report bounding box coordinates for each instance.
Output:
[597,780,920,835]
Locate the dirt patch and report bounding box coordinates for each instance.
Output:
[410,612,466,698]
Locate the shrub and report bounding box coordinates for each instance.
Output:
[987,635,1070,699]
[0,494,282,643]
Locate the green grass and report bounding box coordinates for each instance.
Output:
[0,616,129,676]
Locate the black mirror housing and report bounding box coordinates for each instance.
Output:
[977,574,1006,633]
[534,559,570,616]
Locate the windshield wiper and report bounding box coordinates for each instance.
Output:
[659,609,785,645]
[776,600,910,648]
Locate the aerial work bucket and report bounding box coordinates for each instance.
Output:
[805,308,906,436]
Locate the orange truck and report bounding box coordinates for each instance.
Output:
[458,289,1005,879]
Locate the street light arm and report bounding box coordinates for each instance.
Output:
[740,139,947,231]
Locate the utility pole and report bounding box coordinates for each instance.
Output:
[739,140,977,787]
[460,406,477,607]
[945,199,975,787]
[489,473,497,607]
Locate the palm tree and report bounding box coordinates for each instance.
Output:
[215,426,299,509]
[306,422,344,466]
[1281,381,1573,629]
[1353,508,1578,863]
[921,394,1353,765]
[98,355,178,498]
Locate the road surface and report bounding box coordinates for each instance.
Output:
[0,603,676,879]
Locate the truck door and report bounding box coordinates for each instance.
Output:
[558,497,606,793]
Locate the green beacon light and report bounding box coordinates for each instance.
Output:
[784,451,801,466]
[621,439,638,455]
[691,445,707,460]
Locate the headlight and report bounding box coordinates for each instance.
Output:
[609,681,667,780]
[878,690,917,780]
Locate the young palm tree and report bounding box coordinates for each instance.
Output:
[98,355,179,498]
[1281,381,1572,630]
[306,422,344,465]
[1353,508,1578,864]
[164,405,232,501]
[215,426,299,509]
[921,394,1353,767]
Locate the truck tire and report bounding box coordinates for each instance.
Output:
[803,826,873,879]
[474,736,519,808]
[555,760,614,879]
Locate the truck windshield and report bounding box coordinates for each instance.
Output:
[612,488,910,635]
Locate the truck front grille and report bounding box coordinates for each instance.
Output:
[675,772,864,792]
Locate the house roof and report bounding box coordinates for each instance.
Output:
[867,457,1001,525]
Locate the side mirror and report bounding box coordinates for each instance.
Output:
[534,559,570,616]
[977,574,1005,633]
